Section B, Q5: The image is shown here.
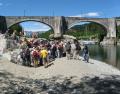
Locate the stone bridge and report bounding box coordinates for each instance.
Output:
[0,16,118,38]
[116,19,120,27]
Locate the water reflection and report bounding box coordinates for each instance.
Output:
[87,45,120,69]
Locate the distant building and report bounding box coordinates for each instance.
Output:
[23,31,46,38]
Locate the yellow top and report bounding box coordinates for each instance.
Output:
[40,50,48,58]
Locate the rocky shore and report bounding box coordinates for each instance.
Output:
[0,56,120,94]
[1,74,120,94]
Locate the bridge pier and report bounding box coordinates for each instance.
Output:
[107,18,116,38]
[53,16,63,38]
[53,16,68,38]
[105,18,117,45]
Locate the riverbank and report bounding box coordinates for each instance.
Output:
[0,56,120,79]
[0,56,120,93]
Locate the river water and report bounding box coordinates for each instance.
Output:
[87,45,120,70]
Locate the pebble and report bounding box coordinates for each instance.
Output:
[1,75,120,94]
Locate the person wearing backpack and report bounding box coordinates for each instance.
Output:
[71,41,76,59]
[65,41,71,60]
[20,48,26,66]
[51,44,57,60]
[83,45,89,63]
[58,43,63,58]
[31,48,39,67]
[25,48,31,66]
[75,41,81,60]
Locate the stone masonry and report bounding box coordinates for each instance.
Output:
[0,16,118,44]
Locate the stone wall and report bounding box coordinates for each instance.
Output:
[100,37,116,45]
[0,34,18,55]
[0,34,7,55]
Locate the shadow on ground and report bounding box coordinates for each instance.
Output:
[0,70,120,94]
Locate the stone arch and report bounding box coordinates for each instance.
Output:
[67,20,108,32]
[7,20,54,32]
[67,20,108,33]
[66,20,108,41]
[5,16,55,33]
[65,17,110,34]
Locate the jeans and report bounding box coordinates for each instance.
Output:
[83,53,89,62]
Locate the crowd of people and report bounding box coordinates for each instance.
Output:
[16,37,89,68]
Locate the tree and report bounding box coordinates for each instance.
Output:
[38,29,54,39]
[66,22,107,42]
[117,25,120,39]
[8,24,23,36]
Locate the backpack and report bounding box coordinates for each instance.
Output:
[71,44,76,50]
[32,51,38,58]
[25,49,30,56]
[58,45,63,50]
[76,44,81,50]
[66,43,71,51]
[20,51,26,59]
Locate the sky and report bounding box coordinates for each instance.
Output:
[20,21,51,32]
[0,0,120,31]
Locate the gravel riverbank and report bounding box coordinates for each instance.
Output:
[0,56,120,94]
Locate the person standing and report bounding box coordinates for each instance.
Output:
[75,41,81,60]
[20,48,26,66]
[58,43,63,58]
[25,48,31,66]
[51,44,57,60]
[71,41,76,59]
[40,47,48,68]
[83,45,89,63]
[65,41,71,60]
[31,48,39,67]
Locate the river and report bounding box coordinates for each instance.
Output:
[87,45,120,70]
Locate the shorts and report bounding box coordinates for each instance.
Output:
[43,57,47,63]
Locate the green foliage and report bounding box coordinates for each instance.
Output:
[9,24,23,36]
[38,29,54,39]
[0,16,7,33]
[66,22,107,42]
[117,25,120,39]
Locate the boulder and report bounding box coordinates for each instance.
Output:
[63,35,76,40]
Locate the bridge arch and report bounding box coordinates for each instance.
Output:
[66,19,109,39]
[66,21,108,41]
[67,21,107,32]
[67,20,108,32]
[5,16,55,33]
[7,20,54,32]
[65,17,117,38]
